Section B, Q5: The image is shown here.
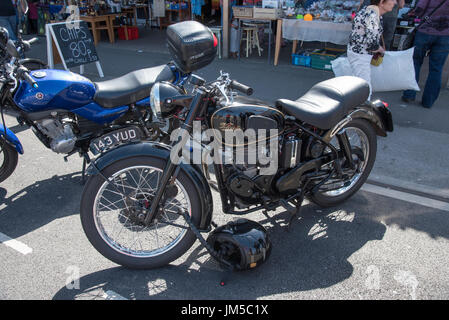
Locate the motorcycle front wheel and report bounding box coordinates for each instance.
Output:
[80,156,202,269]
[0,140,18,183]
[309,119,377,207]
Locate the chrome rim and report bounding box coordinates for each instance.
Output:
[93,165,191,258]
[320,127,370,197]
[0,143,6,172]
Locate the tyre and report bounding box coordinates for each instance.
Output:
[0,140,18,183]
[80,156,202,269]
[309,119,377,207]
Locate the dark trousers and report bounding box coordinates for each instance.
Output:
[403,31,449,108]
[383,16,398,50]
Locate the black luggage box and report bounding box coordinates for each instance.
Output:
[166,21,217,74]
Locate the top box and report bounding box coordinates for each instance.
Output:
[166,21,217,74]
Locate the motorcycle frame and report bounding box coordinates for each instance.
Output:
[141,86,391,227]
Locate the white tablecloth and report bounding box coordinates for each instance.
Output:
[282,19,353,45]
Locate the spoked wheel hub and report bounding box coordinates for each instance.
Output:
[120,191,154,226]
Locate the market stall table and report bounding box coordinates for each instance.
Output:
[121,7,138,26]
[109,11,138,41]
[80,14,115,45]
[274,18,353,66]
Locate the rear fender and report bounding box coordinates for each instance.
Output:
[0,124,24,154]
[86,141,213,230]
[323,101,393,143]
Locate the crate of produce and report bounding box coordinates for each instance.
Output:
[232,6,253,18]
[253,7,281,19]
[292,53,311,67]
[309,48,344,71]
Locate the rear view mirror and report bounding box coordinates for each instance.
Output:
[17,0,29,16]
[6,39,19,58]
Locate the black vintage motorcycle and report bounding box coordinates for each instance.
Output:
[79,21,393,275]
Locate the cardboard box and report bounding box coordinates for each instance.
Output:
[232,6,253,18]
[252,7,281,19]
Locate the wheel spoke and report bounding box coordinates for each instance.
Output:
[319,127,370,197]
[93,165,191,258]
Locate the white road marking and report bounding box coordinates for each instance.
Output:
[0,232,33,255]
[362,183,449,213]
[103,290,128,300]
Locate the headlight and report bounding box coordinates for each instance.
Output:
[149,83,161,120]
[150,82,186,119]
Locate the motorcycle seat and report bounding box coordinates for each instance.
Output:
[275,76,370,130]
[93,64,175,108]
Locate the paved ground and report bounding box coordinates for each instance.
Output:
[0,26,448,301]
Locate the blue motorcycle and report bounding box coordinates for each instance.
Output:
[0,27,184,183]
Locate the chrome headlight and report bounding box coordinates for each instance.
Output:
[149,83,162,121]
[150,81,186,119]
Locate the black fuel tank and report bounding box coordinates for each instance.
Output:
[211,96,284,146]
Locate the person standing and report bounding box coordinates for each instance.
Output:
[347,0,397,99]
[28,0,39,34]
[0,0,18,41]
[401,0,449,108]
[382,0,405,50]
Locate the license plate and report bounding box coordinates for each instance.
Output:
[90,126,142,155]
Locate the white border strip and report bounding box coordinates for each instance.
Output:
[0,232,33,255]
[362,183,449,213]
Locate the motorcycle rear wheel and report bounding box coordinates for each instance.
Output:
[80,156,202,269]
[0,140,18,183]
[309,119,377,207]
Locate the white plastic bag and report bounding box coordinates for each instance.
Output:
[331,47,420,92]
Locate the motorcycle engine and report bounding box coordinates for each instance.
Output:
[34,118,76,154]
[223,145,277,208]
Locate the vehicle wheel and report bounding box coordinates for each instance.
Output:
[309,119,377,208]
[0,139,18,183]
[80,156,202,269]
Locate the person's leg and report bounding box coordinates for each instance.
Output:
[8,15,17,39]
[382,16,397,51]
[402,31,431,101]
[421,35,449,108]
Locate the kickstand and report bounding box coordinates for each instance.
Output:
[180,211,236,286]
[81,157,87,185]
[80,153,91,185]
[281,189,306,232]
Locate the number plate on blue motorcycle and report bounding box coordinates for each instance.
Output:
[90,126,142,155]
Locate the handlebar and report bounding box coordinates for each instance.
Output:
[229,80,253,96]
[22,37,39,51]
[16,66,38,89]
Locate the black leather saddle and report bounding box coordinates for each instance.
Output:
[93,64,174,108]
[276,76,370,130]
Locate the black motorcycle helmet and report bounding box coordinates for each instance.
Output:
[207,218,272,271]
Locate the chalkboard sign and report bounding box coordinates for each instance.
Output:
[48,21,99,68]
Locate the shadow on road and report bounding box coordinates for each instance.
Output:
[52,200,387,300]
[0,172,84,238]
